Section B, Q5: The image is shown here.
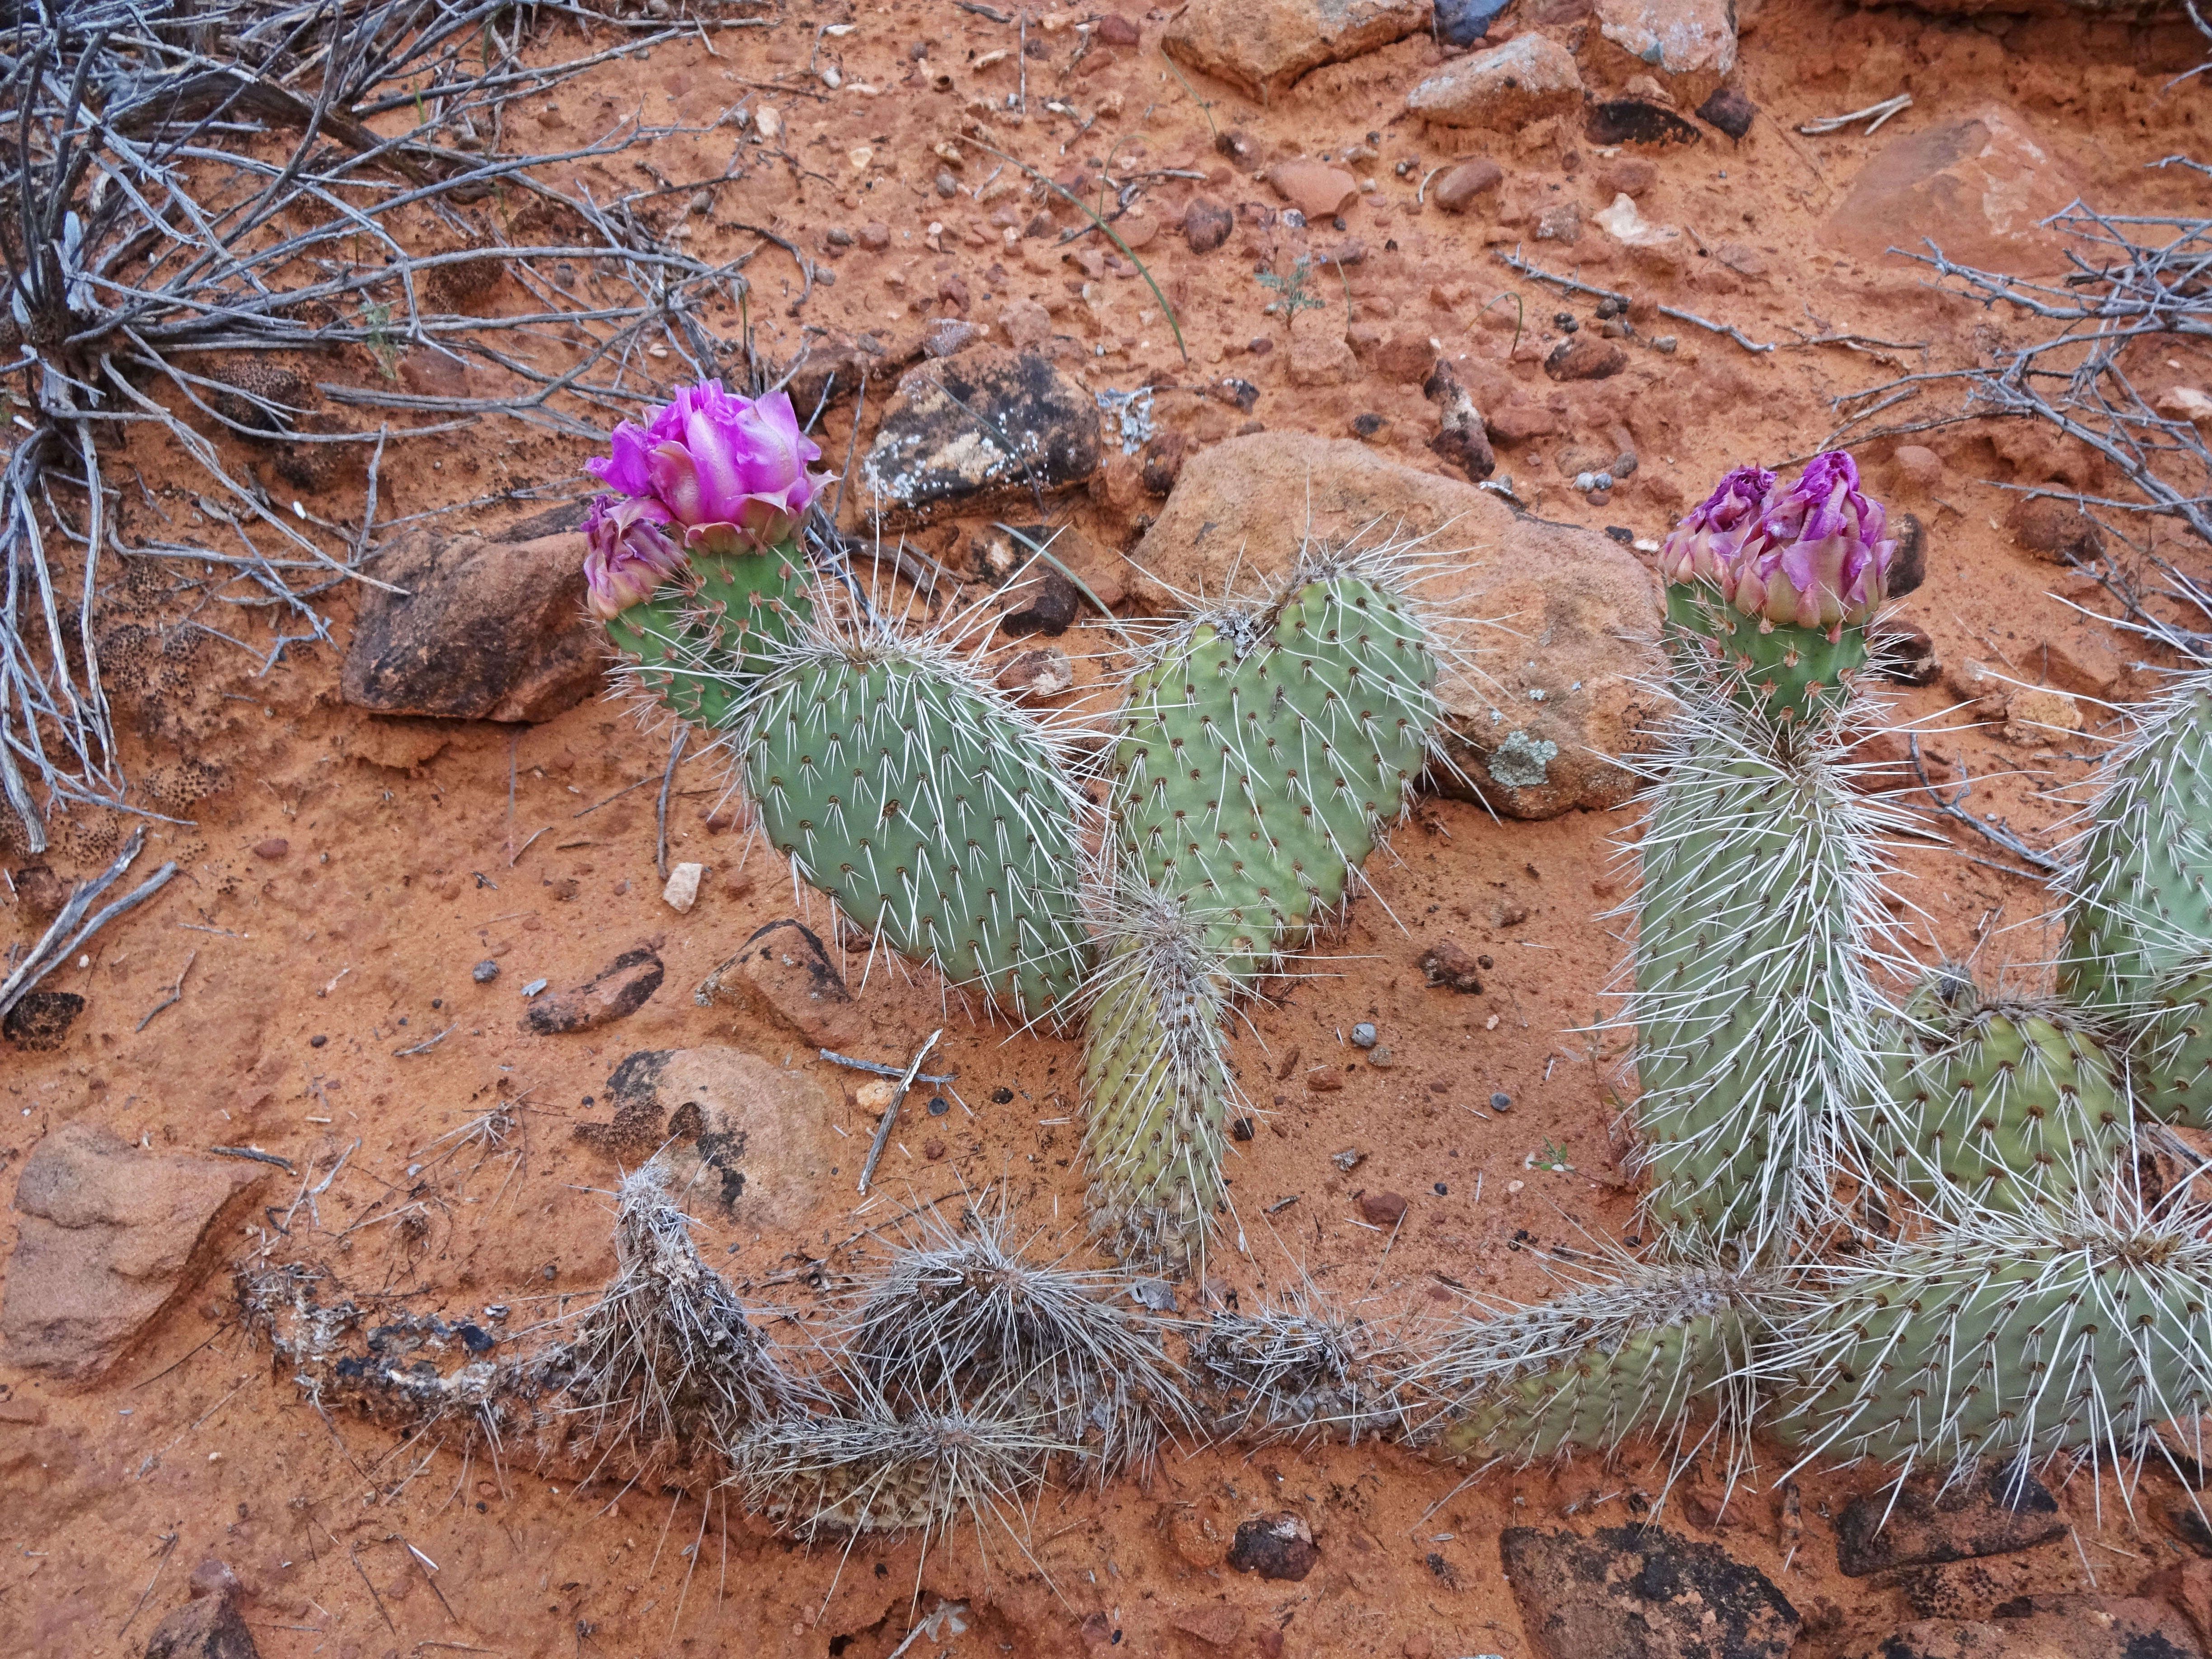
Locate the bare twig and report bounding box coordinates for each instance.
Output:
[135,947,196,1032]
[1906,734,2063,876]
[857,1029,943,1195]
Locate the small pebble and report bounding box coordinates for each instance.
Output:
[309,1034,327,1048]
[521,977,548,998]
[935,170,958,197]
[1433,1182,1448,1196]
[1553,312,1577,333]
[1350,1021,1378,1049]
[1490,1091,1513,1112]
[1612,450,1639,477]
[991,1086,1014,1104]
[1232,1116,1256,1141]
[826,225,855,246]
[1366,1045,1395,1069]
[1506,1179,1525,1194]
[473,959,500,984]
[926,1095,950,1117]
[1654,335,1678,355]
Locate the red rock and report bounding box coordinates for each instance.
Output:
[1591,0,1737,106]
[998,297,1052,350]
[2005,497,2104,564]
[858,221,890,250]
[0,1123,270,1382]
[1545,336,1628,381]
[1825,106,2082,275]
[1182,196,1234,253]
[696,919,865,1048]
[522,946,665,1036]
[251,837,290,860]
[1433,157,1504,213]
[1420,939,1486,993]
[1165,0,1436,102]
[1095,12,1141,45]
[339,529,604,722]
[1893,444,1945,490]
[1359,1190,1409,1224]
[1486,400,1560,443]
[1595,156,1658,196]
[1172,1604,1248,1650]
[1265,159,1359,221]
[1407,34,1584,127]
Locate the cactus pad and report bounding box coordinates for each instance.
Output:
[743,618,1092,1022]
[605,535,816,734]
[1766,1191,2212,1475]
[2058,673,2212,1121]
[1417,1260,1769,1471]
[1623,698,1898,1252]
[1868,969,2133,1216]
[1109,571,1443,983]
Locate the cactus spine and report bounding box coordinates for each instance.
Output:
[2057,671,2212,1121]
[1081,541,1454,1272]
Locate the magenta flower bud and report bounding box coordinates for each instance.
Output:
[582,493,684,619]
[1726,451,1894,633]
[1658,464,1775,591]
[612,381,827,547]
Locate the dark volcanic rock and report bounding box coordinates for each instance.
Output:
[523,946,665,1035]
[1228,1511,1320,1582]
[858,348,1101,522]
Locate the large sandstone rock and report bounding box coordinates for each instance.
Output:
[857,348,1101,525]
[1589,0,1737,106]
[1129,433,1664,818]
[1164,0,1434,103]
[340,529,602,722]
[1,1123,269,1382]
[574,1046,840,1233]
[1503,1526,1801,1659]
[1407,33,1586,128]
[1824,106,2083,276]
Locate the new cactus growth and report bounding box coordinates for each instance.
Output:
[1868,966,2133,1216]
[1764,1181,2212,1485]
[2057,671,2212,1122]
[1414,1256,1771,1479]
[1083,539,1457,1270]
[1624,453,1905,1254]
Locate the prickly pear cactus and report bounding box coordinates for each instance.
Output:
[1622,703,1900,1251]
[1763,1188,2212,1473]
[1083,544,1453,1271]
[1867,966,2133,1216]
[742,613,1094,1022]
[2057,672,2212,1123]
[1624,452,1906,1256]
[1109,566,1443,981]
[1416,1259,1769,1470]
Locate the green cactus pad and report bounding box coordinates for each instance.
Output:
[1767,1198,2212,1471]
[1110,574,1442,983]
[743,636,1090,1021]
[2058,674,2212,1120]
[1626,701,1893,1252]
[1420,1263,1767,1468]
[1080,928,1235,1272]
[1867,969,2133,1217]
[606,536,815,734]
[1664,586,1867,729]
